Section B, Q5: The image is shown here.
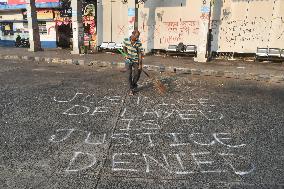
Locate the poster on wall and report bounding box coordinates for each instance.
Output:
[82,1,97,48]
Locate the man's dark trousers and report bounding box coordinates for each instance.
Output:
[126,61,141,90]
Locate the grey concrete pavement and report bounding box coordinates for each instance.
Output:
[0,47,283,83]
[0,59,283,188]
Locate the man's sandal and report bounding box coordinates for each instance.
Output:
[128,90,134,96]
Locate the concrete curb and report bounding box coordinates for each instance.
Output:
[201,70,214,76]
[3,55,21,60]
[21,55,34,61]
[0,54,283,83]
[44,57,52,63]
[34,57,45,62]
[224,71,234,78]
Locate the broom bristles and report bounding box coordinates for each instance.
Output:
[142,69,166,94]
[118,49,166,94]
[154,80,166,94]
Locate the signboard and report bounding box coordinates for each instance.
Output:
[7,0,59,5]
[128,8,135,16]
[60,8,72,17]
[128,8,135,36]
[36,0,58,2]
[37,9,54,19]
[7,0,24,4]
[201,6,210,13]
[23,9,54,20]
[0,0,61,9]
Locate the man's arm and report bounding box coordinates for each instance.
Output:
[123,38,129,58]
[123,46,128,54]
[123,46,129,60]
[138,51,142,69]
[137,42,143,70]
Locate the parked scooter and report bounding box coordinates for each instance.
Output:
[15,35,30,48]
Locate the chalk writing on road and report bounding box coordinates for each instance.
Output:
[62,151,255,176]
[49,92,255,176]
[49,128,246,149]
[54,93,223,121]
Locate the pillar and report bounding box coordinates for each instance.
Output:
[128,1,135,36]
[26,0,42,52]
[194,0,211,62]
[96,0,103,47]
[71,0,83,54]
[134,0,138,30]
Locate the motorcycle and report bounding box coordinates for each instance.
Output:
[15,37,30,48]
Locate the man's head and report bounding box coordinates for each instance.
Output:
[130,30,140,42]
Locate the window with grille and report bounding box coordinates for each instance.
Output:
[38,21,47,34]
[0,22,13,36]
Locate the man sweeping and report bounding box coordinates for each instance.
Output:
[123,30,143,96]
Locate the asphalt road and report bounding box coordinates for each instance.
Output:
[0,59,283,189]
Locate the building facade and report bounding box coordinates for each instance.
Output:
[98,0,284,54]
[0,0,97,49]
[211,0,284,53]
[1,0,283,54]
[97,0,206,53]
[0,1,60,48]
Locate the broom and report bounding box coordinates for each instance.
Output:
[117,48,166,94]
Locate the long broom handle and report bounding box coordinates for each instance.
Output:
[117,48,128,57]
[142,69,150,78]
[117,49,166,94]
[117,48,150,78]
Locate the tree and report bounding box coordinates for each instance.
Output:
[134,0,147,30]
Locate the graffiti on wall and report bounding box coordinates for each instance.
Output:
[137,19,199,45]
[162,20,199,44]
[271,17,284,40]
[117,25,126,36]
[140,24,161,44]
[135,10,201,47]
[212,16,284,50]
